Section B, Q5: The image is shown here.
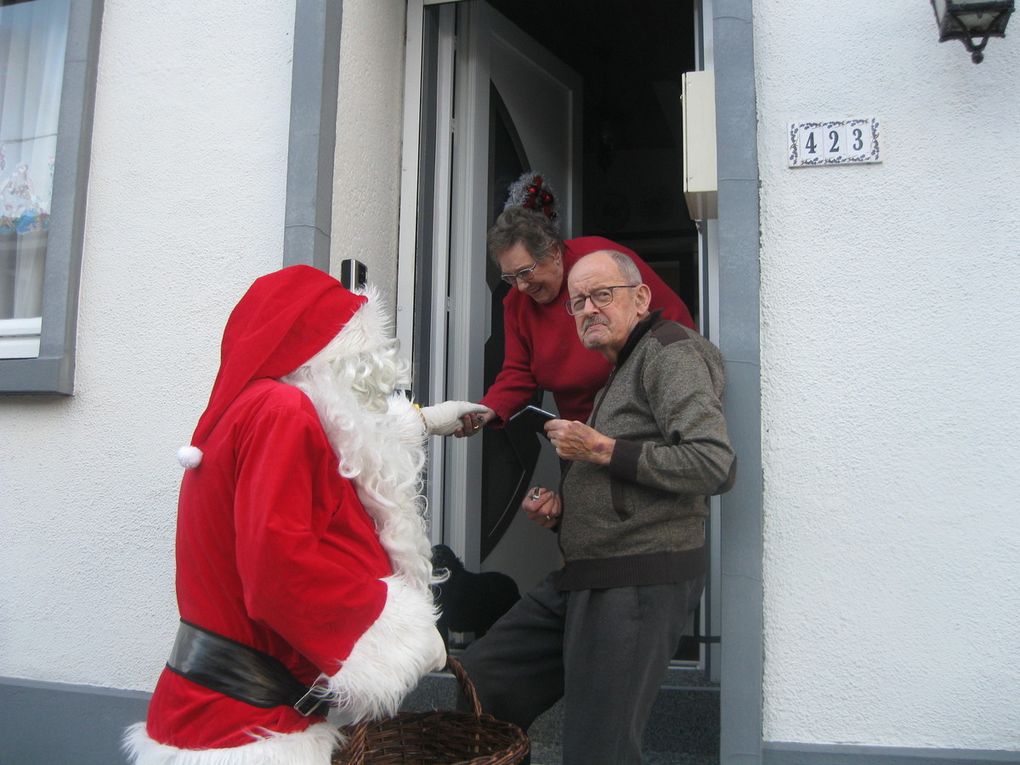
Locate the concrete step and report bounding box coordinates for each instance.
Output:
[401,663,719,764]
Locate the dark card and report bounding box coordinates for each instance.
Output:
[508,404,556,436]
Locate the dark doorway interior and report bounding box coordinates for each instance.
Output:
[488,0,700,320]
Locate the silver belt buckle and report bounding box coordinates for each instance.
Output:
[293,681,331,717]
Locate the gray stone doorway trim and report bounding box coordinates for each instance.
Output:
[713,2,764,764]
[283,0,343,270]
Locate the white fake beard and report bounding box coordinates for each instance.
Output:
[281,295,434,590]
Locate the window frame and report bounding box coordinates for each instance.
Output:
[0,0,104,394]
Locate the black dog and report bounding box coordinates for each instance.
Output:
[431,544,520,648]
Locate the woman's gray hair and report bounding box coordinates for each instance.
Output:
[487,207,563,266]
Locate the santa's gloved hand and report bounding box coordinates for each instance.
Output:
[419,401,492,436]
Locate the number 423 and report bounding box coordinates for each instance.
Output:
[789,118,880,167]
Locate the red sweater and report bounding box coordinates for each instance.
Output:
[480,237,694,424]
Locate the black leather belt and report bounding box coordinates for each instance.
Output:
[166,620,330,716]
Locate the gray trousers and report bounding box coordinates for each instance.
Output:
[458,571,704,765]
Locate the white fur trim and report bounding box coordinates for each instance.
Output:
[123,720,342,765]
[323,576,445,725]
[386,393,428,442]
[328,285,394,365]
[176,445,203,469]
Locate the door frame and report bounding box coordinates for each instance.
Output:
[396,2,763,763]
[397,0,505,564]
[709,2,763,763]
[397,1,457,549]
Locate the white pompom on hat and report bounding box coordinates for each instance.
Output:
[176,445,204,469]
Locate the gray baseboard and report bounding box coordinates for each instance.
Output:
[4,675,1015,765]
[0,676,150,765]
[764,741,1020,765]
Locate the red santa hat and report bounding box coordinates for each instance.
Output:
[177,265,367,468]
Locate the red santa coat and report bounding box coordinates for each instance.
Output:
[126,267,443,765]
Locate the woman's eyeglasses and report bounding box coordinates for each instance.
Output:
[499,261,540,286]
[565,285,638,315]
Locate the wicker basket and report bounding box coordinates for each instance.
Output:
[333,657,529,765]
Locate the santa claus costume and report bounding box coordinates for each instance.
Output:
[125,265,447,765]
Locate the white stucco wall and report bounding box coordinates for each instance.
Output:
[5,1,1018,755]
[756,1,1020,751]
[330,0,407,311]
[0,1,297,690]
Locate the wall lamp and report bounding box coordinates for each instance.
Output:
[931,0,1015,62]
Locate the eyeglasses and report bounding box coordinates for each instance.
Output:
[565,285,638,315]
[499,261,540,286]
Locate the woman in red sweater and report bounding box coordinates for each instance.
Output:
[457,174,694,436]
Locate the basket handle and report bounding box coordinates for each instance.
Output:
[336,656,483,765]
[447,655,483,718]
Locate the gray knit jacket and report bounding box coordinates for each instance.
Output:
[557,313,736,590]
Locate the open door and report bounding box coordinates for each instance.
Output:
[458,2,583,589]
[410,1,582,595]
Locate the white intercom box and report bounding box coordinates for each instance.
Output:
[681,70,718,220]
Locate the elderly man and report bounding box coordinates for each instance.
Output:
[459,250,736,765]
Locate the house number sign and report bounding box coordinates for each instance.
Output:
[788,117,881,167]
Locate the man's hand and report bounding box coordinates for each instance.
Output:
[521,487,561,529]
[454,406,497,437]
[544,419,615,465]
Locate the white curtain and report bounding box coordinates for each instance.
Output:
[0,0,69,320]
